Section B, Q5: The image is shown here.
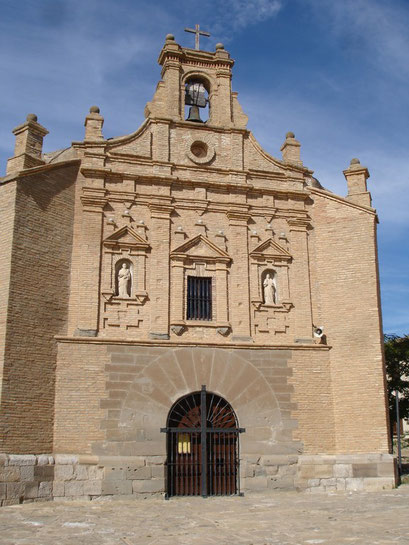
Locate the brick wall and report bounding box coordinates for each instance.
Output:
[0,163,78,453]
[0,182,17,409]
[310,190,390,454]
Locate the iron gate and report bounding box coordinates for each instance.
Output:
[161,385,245,498]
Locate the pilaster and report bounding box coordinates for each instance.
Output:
[287,218,313,341]
[149,201,173,339]
[152,121,170,162]
[76,187,107,336]
[227,210,252,341]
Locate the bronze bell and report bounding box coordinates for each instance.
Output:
[186,105,203,123]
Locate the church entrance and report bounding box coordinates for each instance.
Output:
[161,386,244,498]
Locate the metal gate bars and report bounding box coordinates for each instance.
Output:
[161,385,245,498]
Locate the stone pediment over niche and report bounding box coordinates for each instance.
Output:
[250,238,292,261]
[103,226,150,250]
[171,234,231,263]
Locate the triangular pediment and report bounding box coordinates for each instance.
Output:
[103,226,150,249]
[250,238,292,260]
[171,234,231,261]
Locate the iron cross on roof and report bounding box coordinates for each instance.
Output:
[184,24,210,50]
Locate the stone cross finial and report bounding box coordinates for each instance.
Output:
[184,24,210,50]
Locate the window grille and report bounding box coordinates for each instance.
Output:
[187,276,212,320]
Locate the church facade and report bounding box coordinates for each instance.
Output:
[0,35,395,504]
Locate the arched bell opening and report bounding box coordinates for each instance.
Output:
[161,385,244,498]
[184,75,210,123]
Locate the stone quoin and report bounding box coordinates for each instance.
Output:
[0,33,395,504]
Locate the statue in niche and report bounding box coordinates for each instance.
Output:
[263,273,276,305]
[117,262,131,298]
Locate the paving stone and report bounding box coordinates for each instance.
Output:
[0,487,409,544]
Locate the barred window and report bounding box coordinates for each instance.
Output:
[187,276,212,320]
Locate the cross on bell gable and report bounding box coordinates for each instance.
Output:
[184,24,210,50]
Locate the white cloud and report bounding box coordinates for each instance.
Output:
[304,0,409,79]
[207,0,282,40]
[224,0,282,30]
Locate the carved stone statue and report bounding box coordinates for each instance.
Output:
[263,273,276,305]
[118,262,131,298]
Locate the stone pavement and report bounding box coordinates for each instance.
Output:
[0,488,409,545]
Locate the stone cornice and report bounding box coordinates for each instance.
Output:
[80,187,108,211]
[287,217,312,231]
[158,44,234,69]
[0,159,80,185]
[55,335,331,351]
[106,162,307,191]
[99,191,310,222]
[149,199,174,219]
[226,206,251,224]
[343,165,370,179]
[308,186,377,217]
[80,166,112,178]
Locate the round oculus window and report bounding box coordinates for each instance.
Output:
[186,138,215,164]
[190,141,208,158]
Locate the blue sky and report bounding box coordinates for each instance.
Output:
[0,0,408,335]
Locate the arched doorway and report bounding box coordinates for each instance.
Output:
[161,385,244,498]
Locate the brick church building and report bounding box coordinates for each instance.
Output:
[0,34,395,504]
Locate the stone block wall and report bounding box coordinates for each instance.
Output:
[241,454,299,491]
[0,453,167,506]
[295,453,396,492]
[0,454,55,506]
[0,451,397,506]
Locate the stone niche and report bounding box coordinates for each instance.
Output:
[249,238,293,338]
[100,225,150,335]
